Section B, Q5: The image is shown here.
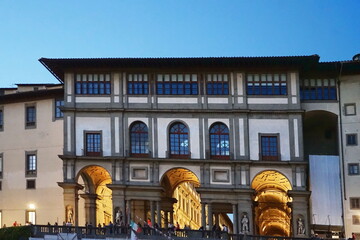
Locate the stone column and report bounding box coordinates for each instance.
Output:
[58,182,83,226]
[164,211,169,227]
[237,192,254,234]
[150,200,155,226]
[207,203,213,229]
[233,203,238,234]
[126,200,132,224]
[107,184,125,224]
[156,201,161,227]
[201,202,206,228]
[288,190,311,237]
[80,193,98,226]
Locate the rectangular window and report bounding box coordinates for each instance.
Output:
[156,74,198,95]
[55,99,64,118]
[345,103,356,116]
[0,153,2,179]
[349,163,360,175]
[25,105,36,128]
[85,132,102,156]
[26,153,37,176]
[0,108,3,131]
[347,134,358,146]
[26,210,36,224]
[0,181,2,191]
[75,73,111,95]
[300,78,337,100]
[261,135,279,161]
[127,74,149,95]
[26,179,36,189]
[247,73,287,95]
[350,198,360,209]
[206,74,229,95]
[353,215,360,225]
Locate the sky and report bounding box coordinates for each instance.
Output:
[0,0,359,88]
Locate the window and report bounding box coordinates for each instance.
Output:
[85,132,102,156]
[209,123,230,159]
[345,103,356,116]
[55,99,64,118]
[130,122,149,156]
[349,163,359,175]
[26,210,36,224]
[347,134,358,146]
[247,73,287,95]
[350,198,360,209]
[75,73,111,95]
[206,74,229,95]
[353,215,360,225]
[25,105,36,127]
[0,153,2,178]
[261,135,279,161]
[0,181,2,191]
[300,78,337,100]
[26,179,36,189]
[157,74,198,95]
[26,153,37,176]
[0,108,3,131]
[169,123,189,158]
[127,74,149,95]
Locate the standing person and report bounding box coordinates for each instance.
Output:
[352,233,356,240]
[130,220,138,240]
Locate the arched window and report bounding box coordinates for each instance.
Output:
[210,123,230,159]
[169,123,189,158]
[130,122,149,156]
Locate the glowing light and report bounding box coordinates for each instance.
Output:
[28,203,36,210]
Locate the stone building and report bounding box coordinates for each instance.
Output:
[0,55,359,237]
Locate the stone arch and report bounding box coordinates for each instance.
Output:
[251,170,292,237]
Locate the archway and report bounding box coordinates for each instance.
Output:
[77,165,112,226]
[252,170,292,236]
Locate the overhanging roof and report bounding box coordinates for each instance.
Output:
[39,55,321,83]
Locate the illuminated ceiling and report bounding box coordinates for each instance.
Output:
[162,168,200,194]
[252,170,292,237]
[80,165,112,193]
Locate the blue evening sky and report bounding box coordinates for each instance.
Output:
[0,0,359,87]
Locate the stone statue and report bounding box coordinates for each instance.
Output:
[115,209,123,223]
[297,217,305,235]
[242,214,249,233]
[66,205,74,224]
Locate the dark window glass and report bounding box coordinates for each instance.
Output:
[130,122,149,156]
[0,109,3,130]
[26,106,36,126]
[349,164,360,175]
[26,154,36,175]
[169,123,189,158]
[75,74,111,95]
[351,198,360,209]
[261,136,279,161]
[127,74,149,95]
[157,74,198,95]
[206,74,229,95]
[0,155,2,178]
[26,180,36,189]
[86,133,101,156]
[347,134,358,146]
[300,78,337,100]
[55,99,64,118]
[210,123,230,159]
[247,74,287,96]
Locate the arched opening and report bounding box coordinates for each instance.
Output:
[252,170,292,236]
[77,165,112,226]
[303,110,338,158]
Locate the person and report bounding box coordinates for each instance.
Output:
[222,224,228,232]
[130,220,138,240]
[352,232,356,240]
[13,221,17,227]
[242,214,249,233]
[297,218,305,235]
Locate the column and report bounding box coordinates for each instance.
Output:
[164,211,169,227]
[58,182,83,226]
[80,193,98,226]
[201,202,206,228]
[169,208,174,225]
[207,203,213,229]
[126,200,132,224]
[156,201,161,227]
[233,203,238,234]
[150,201,155,226]
[288,190,311,237]
[237,194,254,235]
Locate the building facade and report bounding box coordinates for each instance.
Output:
[0,55,359,238]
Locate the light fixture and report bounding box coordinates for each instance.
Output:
[28,203,36,210]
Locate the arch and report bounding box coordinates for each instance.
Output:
[168,122,190,158]
[209,122,230,159]
[129,121,149,156]
[251,170,292,237]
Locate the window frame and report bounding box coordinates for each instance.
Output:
[206,73,230,95]
[300,78,337,100]
[0,153,3,179]
[26,210,36,224]
[25,104,36,129]
[246,73,288,96]
[344,103,357,116]
[26,179,36,189]
[25,151,37,177]
[127,74,149,95]
[54,98,64,119]
[169,122,190,158]
[209,123,230,159]
[346,134,358,146]
[350,198,360,209]
[0,106,3,131]
[156,73,199,95]
[84,131,102,157]
[353,215,360,225]
[260,134,280,161]
[348,163,360,175]
[129,122,149,157]
[75,73,111,95]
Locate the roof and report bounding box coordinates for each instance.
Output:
[39,55,321,83]
[0,88,64,104]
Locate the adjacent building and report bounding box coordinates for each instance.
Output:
[0,55,359,238]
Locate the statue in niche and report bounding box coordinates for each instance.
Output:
[115,209,123,224]
[66,205,74,224]
[297,217,305,235]
[241,214,249,233]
